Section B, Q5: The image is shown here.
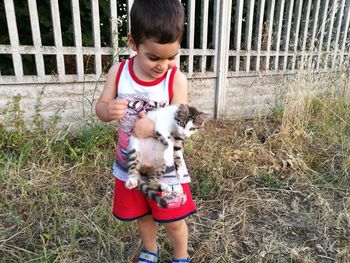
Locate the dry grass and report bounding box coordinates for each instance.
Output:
[1,72,349,262]
[187,118,349,263]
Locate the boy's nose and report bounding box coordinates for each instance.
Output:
[157,61,168,71]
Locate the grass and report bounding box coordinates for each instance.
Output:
[1,71,350,262]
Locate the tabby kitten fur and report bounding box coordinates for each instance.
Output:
[125,104,207,208]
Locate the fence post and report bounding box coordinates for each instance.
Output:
[28,0,45,78]
[92,0,102,76]
[110,0,118,63]
[51,0,65,77]
[71,0,84,81]
[214,0,232,118]
[4,0,23,80]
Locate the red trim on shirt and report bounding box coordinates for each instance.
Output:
[168,66,177,102]
[116,59,126,94]
[128,56,167,86]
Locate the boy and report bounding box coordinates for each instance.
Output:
[96,0,195,262]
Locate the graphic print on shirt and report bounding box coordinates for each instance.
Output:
[119,95,166,133]
[116,93,166,168]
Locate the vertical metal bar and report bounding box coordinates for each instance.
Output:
[274,0,285,71]
[28,0,45,77]
[291,0,303,70]
[324,1,338,68]
[310,0,321,51]
[265,0,276,71]
[309,0,321,70]
[4,0,23,78]
[283,0,294,71]
[316,0,330,71]
[176,0,182,69]
[339,0,350,67]
[235,0,244,72]
[212,0,220,74]
[256,0,266,72]
[110,0,119,63]
[176,0,181,69]
[200,0,209,73]
[127,0,134,33]
[300,0,312,68]
[187,0,196,76]
[50,0,65,76]
[215,0,232,117]
[331,0,346,68]
[246,0,254,72]
[71,0,84,80]
[177,0,182,68]
[92,0,102,76]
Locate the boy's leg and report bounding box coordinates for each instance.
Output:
[137,215,158,253]
[164,219,189,259]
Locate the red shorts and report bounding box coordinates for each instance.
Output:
[112,178,196,223]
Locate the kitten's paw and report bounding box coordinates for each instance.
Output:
[125,178,138,189]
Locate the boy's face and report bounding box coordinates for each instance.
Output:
[130,36,180,81]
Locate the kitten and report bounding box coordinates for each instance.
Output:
[125,103,207,208]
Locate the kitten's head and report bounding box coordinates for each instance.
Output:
[175,104,209,137]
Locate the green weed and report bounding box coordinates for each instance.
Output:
[259,175,281,189]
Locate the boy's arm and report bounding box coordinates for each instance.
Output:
[96,63,128,122]
[171,70,188,104]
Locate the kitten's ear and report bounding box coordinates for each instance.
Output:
[176,104,189,118]
[178,103,189,113]
[195,112,210,126]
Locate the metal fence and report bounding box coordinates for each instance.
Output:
[0,0,349,85]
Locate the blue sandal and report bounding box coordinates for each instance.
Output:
[172,257,190,263]
[136,247,159,263]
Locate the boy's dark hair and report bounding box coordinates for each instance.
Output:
[130,0,185,46]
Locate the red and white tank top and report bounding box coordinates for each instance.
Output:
[113,56,191,184]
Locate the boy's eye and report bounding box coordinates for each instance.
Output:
[148,56,176,61]
[148,57,159,61]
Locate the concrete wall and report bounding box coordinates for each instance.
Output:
[1,72,348,129]
[0,81,102,129]
[225,75,285,118]
[0,75,285,128]
[187,75,287,118]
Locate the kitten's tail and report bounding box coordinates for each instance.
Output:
[139,183,168,208]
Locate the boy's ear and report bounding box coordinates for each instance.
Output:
[127,33,137,51]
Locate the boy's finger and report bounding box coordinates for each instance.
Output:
[117,98,128,105]
[138,111,146,118]
[114,99,128,109]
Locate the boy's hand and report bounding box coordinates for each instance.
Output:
[107,99,128,120]
[133,112,155,138]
